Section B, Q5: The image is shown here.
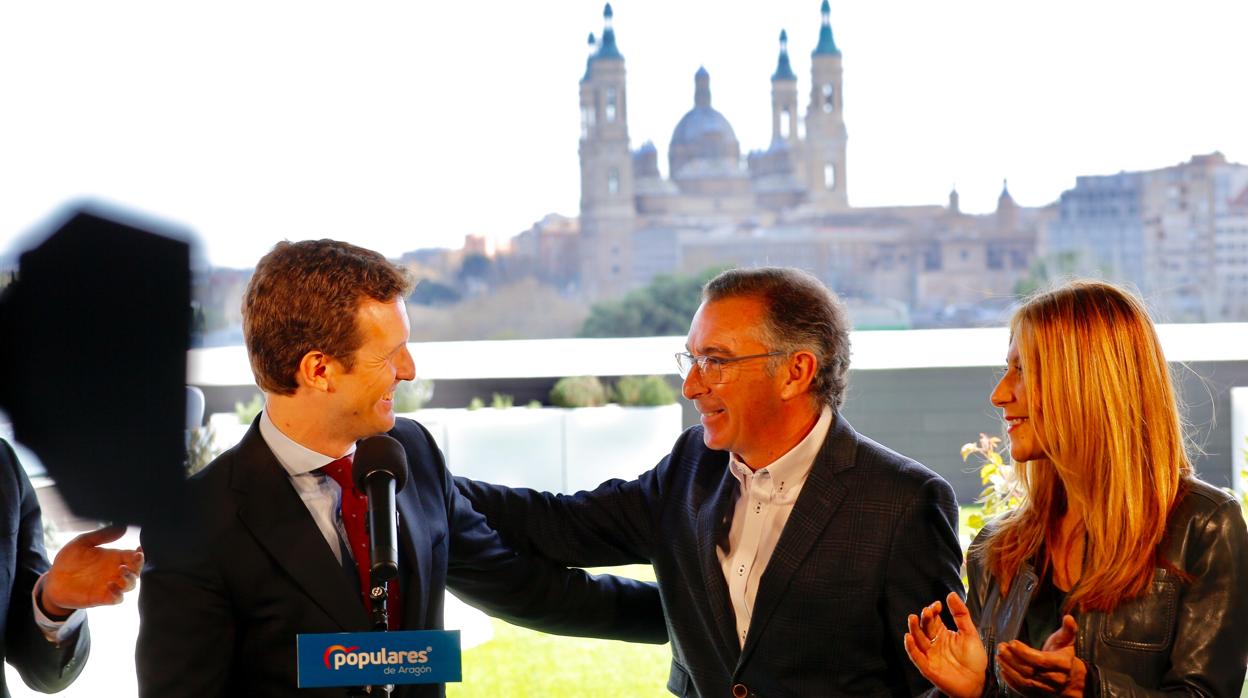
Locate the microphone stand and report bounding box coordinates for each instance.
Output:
[351,436,408,698]
[346,576,393,697]
[370,578,391,632]
[368,578,394,697]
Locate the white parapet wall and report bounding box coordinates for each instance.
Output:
[403,404,682,494]
[189,324,1248,385]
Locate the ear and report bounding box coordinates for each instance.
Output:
[778,351,818,401]
[295,350,334,393]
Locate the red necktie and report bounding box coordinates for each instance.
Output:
[320,455,402,630]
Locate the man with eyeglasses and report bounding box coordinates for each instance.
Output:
[458,266,963,697]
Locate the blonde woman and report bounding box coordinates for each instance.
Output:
[905,280,1248,696]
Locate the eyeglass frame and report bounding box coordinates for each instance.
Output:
[674,350,787,384]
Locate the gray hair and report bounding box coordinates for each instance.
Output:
[702,267,851,409]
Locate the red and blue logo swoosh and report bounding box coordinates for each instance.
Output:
[323,644,359,669]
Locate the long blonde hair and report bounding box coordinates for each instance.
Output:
[986,280,1191,612]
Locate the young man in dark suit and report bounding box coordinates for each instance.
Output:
[459,267,964,697]
[136,240,665,697]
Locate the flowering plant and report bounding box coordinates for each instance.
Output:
[961,433,1024,539]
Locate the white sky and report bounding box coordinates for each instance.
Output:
[2,1,1245,269]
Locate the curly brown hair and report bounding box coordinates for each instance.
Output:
[242,240,413,395]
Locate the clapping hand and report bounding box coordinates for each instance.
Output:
[41,525,143,617]
[903,592,987,698]
[996,614,1087,697]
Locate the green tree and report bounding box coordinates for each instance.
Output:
[458,253,492,284]
[578,267,725,338]
[1014,251,1085,298]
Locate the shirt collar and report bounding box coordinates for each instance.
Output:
[259,407,355,477]
[728,405,833,485]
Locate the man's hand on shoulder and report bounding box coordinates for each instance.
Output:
[41,525,143,617]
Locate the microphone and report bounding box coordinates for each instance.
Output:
[353,435,409,587]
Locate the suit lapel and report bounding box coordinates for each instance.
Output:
[231,425,370,632]
[739,412,855,664]
[696,461,744,659]
[396,492,429,629]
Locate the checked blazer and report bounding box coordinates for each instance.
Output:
[457,411,964,697]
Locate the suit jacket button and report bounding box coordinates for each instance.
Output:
[731,683,749,697]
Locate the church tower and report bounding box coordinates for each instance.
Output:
[578,3,636,298]
[804,0,848,208]
[771,30,799,148]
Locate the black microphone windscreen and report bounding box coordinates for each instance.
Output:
[354,434,409,493]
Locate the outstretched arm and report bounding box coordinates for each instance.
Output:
[3,441,91,693]
[454,474,659,567]
[41,525,142,616]
[446,469,668,644]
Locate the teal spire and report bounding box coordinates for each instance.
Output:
[596,3,623,60]
[583,33,597,79]
[772,29,797,81]
[813,0,841,56]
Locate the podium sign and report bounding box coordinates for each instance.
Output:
[297,630,462,687]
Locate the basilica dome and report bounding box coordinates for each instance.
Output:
[669,67,741,179]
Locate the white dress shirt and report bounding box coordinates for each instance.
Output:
[717,405,832,647]
[259,408,355,565]
[31,575,86,644]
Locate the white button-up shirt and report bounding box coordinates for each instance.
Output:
[259,408,356,564]
[717,405,832,647]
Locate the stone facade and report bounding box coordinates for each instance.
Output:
[1046,152,1248,322]
[573,2,1051,324]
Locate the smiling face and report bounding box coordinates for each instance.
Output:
[991,337,1046,463]
[327,298,416,443]
[682,295,798,468]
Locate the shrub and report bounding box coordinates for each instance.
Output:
[186,425,218,476]
[549,376,608,408]
[491,393,514,409]
[613,375,677,406]
[394,378,435,412]
[235,393,264,424]
[468,397,484,411]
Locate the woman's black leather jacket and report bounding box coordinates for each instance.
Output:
[966,478,1248,697]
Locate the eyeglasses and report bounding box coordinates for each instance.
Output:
[674,351,785,384]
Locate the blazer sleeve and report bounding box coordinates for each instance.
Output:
[400,422,667,645]
[452,429,696,567]
[882,472,965,697]
[3,440,90,693]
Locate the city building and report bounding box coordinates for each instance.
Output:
[569,1,1051,323]
[1046,152,1248,321]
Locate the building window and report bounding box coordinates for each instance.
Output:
[987,245,1005,270]
[605,88,617,123]
[824,163,836,190]
[608,168,619,195]
[1010,249,1028,269]
[780,107,792,139]
[580,106,595,138]
[822,83,834,113]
